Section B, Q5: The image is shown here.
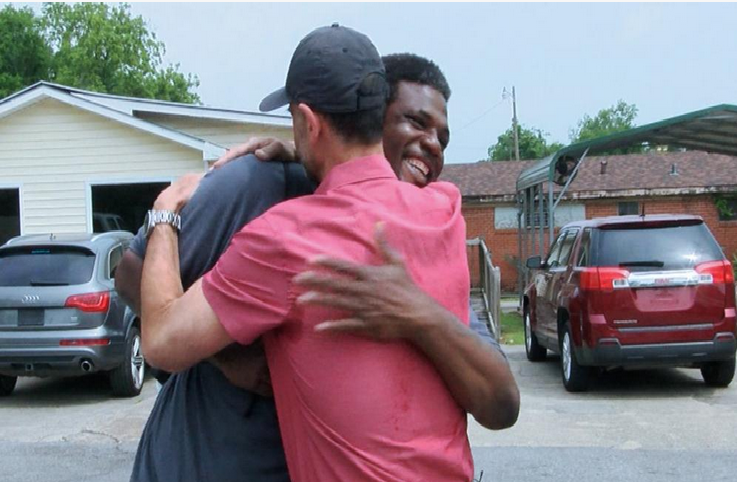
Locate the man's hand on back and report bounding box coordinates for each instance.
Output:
[293,223,521,430]
[154,173,204,212]
[293,223,436,342]
[211,137,298,169]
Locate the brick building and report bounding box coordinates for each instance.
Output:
[442,151,737,293]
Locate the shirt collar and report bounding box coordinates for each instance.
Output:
[315,154,397,195]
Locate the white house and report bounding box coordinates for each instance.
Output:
[0,82,292,243]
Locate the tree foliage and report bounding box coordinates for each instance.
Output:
[569,100,644,154]
[0,5,51,98]
[0,3,199,103]
[488,125,564,161]
[570,100,638,143]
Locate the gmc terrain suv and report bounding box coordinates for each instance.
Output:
[0,232,145,397]
[524,214,736,392]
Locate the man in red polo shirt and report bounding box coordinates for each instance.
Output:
[141,25,473,481]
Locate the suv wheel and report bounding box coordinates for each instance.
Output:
[109,326,145,397]
[701,358,735,388]
[524,308,547,362]
[560,323,589,392]
[0,375,17,396]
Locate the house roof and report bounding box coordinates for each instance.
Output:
[440,151,737,202]
[2,81,292,126]
[0,82,293,161]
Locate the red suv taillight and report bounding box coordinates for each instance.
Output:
[580,267,630,291]
[64,291,110,312]
[695,260,735,285]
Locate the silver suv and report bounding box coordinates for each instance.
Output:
[0,232,145,397]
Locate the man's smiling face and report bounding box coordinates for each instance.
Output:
[382,81,450,187]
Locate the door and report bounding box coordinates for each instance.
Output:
[538,229,579,343]
[533,231,565,342]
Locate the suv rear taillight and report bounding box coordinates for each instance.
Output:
[694,260,735,285]
[580,267,630,291]
[65,292,110,312]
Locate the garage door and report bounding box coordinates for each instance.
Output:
[0,188,20,245]
[91,182,170,233]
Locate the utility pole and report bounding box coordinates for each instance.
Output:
[511,86,520,161]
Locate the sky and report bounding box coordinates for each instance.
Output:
[17,2,737,165]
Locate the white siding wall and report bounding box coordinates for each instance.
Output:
[138,113,293,149]
[0,98,203,234]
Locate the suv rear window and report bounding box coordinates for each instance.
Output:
[0,247,96,286]
[593,223,724,271]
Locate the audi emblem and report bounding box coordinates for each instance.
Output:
[21,295,40,304]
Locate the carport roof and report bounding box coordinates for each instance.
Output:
[517,104,737,191]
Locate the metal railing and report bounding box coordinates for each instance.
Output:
[467,238,502,339]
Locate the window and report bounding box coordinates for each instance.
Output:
[618,201,639,216]
[0,247,95,286]
[108,246,123,279]
[716,197,737,221]
[556,229,579,267]
[576,228,592,267]
[594,223,723,271]
[545,232,566,267]
[524,207,550,228]
[546,229,579,268]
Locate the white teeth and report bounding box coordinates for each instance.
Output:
[405,158,429,177]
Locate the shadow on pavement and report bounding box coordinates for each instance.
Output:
[507,347,728,400]
[0,373,154,408]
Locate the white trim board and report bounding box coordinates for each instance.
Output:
[0,81,292,127]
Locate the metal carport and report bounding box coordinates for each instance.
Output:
[516,104,737,299]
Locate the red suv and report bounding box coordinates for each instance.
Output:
[524,214,736,392]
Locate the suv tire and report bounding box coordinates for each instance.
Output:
[109,326,145,397]
[701,358,735,388]
[524,308,547,362]
[560,322,589,392]
[0,375,17,396]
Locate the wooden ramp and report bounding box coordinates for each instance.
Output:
[470,288,496,339]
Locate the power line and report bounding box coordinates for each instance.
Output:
[456,98,507,132]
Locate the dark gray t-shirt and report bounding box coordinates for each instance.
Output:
[129,156,314,482]
[129,155,504,482]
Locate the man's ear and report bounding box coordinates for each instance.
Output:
[296,103,321,144]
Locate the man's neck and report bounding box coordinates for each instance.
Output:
[315,142,385,182]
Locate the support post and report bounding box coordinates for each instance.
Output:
[538,183,545,257]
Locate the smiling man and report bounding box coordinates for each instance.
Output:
[118,51,518,482]
[141,24,476,481]
[382,55,450,188]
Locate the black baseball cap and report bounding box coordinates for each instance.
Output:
[259,24,387,113]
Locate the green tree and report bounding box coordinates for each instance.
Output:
[487,125,564,161]
[0,5,51,98]
[570,100,638,143]
[0,3,199,103]
[42,2,199,103]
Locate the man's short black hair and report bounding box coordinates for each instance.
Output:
[319,72,386,145]
[382,53,451,104]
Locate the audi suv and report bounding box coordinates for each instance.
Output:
[0,232,145,397]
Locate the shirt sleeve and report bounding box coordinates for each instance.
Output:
[128,225,147,259]
[178,156,305,288]
[468,302,507,361]
[201,215,292,346]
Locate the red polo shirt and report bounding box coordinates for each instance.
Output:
[202,154,472,482]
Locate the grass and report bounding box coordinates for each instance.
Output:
[499,311,524,345]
